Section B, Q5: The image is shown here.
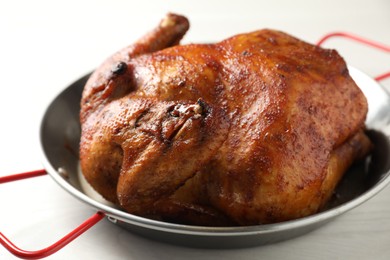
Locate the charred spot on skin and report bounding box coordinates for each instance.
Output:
[196,98,209,116]
[242,50,251,56]
[111,61,128,76]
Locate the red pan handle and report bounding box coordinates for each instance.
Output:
[0,170,105,259]
[316,31,390,82]
[374,71,390,82]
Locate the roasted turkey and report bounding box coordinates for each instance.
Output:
[80,13,372,226]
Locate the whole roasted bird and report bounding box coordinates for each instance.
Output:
[80,13,371,226]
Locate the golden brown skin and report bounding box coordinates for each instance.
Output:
[80,13,371,226]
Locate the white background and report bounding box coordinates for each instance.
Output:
[1,0,390,259]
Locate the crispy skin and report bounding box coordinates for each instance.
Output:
[80,14,371,225]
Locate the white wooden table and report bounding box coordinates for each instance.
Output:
[1,0,390,259]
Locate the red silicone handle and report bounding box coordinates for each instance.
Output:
[0,170,105,259]
[316,31,390,52]
[0,169,47,183]
[374,71,390,82]
[316,31,390,82]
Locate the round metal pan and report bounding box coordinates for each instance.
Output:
[39,66,390,248]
